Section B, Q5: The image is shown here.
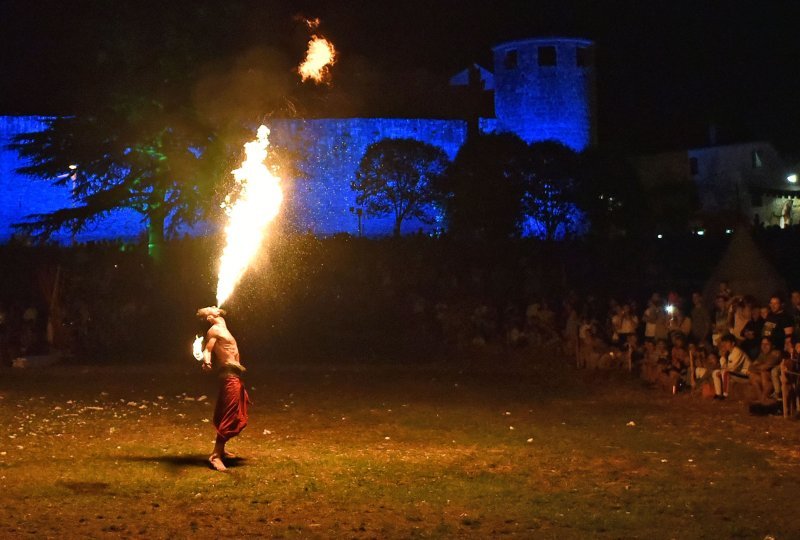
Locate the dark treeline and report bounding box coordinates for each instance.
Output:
[1,226,799,366]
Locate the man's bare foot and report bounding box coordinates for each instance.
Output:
[209,454,227,471]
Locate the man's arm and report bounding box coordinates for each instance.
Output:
[202,336,216,371]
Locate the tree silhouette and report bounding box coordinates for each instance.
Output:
[435,133,530,241]
[352,138,449,236]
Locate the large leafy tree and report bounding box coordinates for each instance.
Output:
[522,141,583,241]
[352,138,449,236]
[10,100,223,260]
[6,2,295,260]
[435,133,530,240]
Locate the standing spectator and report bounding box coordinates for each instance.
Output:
[762,294,793,351]
[689,292,711,345]
[612,303,638,345]
[712,334,751,399]
[644,296,668,342]
[666,306,691,344]
[729,296,754,340]
[711,295,731,347]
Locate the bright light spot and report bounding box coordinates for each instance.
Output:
[787,174,797,183]
[725,228,733,234]
[216,125,283,307]
[657,234,663,239]
[665,304,675,315]
[68,164,77,170]
[192,335,204,362]
[697,229,705,236]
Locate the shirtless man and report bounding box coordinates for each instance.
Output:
[196,306,249,471]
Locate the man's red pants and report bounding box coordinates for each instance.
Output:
[213,376,249,443]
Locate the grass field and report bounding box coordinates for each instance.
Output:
[1,356,799,539]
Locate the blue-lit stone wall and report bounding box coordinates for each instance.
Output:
[268,118,467,236]
[1,116,467,240]
[492,38,596,152]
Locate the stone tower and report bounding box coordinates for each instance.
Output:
[492,37,596,151]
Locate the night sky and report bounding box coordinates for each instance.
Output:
[2,0,799,152]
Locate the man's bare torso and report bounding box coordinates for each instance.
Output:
[208,322,241,367]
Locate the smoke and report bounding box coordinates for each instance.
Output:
[192,47,296,132]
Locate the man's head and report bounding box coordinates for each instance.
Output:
[692,292,703,306]
[769,295,783,314]
[719,333,737,352]
[760,337,773,354]
[196,306,227,323]
[791,290,800,307]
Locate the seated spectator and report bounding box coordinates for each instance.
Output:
[739,306,764,360]
[781,342,800,417]
[624,333,643,372]
[712,334,751,399]
[662,333,689,393]
[693,348,720,397]
[747,338,782,403]
[639,339,660,383]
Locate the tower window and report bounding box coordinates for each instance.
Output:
[689,157,698,175]
[504,50,518,69]
[538,46,556,66]
[576,46,591,67]
[752,150,763,169]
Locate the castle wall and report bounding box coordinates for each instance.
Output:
[268,118,467,236]
[0,36,598,242]
[1,116,467,241]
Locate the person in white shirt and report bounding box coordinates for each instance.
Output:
[712,333,751,399]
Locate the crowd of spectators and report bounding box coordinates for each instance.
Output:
[0,234,797,418]
[571,282,800,416]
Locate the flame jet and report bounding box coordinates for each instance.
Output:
[215,125,283,307]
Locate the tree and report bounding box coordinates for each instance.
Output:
[435,133,530,240]
[5,2,301,261]
[522,141,583,241]
[9,99,223,261]
[352,138,449,236]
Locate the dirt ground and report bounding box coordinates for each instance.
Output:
[1,358,798,539]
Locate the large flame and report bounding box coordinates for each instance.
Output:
[215,125,283,307]
[298,31,336,84]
